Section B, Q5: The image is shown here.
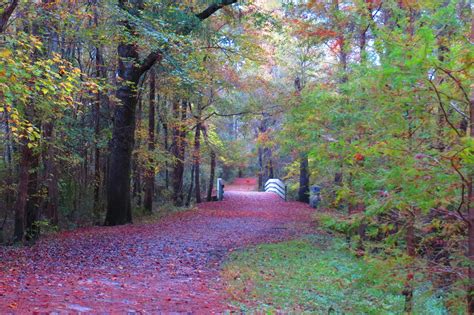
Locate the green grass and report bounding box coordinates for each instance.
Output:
[222,235,447,314]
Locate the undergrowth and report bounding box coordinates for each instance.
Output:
[222,235,448,314]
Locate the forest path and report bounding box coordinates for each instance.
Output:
[0,178,314,313]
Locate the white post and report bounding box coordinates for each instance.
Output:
[217,178,224,201]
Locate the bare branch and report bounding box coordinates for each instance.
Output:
[195,0,238,21]
[139,50,163,75]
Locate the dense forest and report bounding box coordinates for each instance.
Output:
[0,0,473,312]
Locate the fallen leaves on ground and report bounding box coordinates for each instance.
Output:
[0,179,314,313]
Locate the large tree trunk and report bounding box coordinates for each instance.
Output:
[298,154,310,203]
[104,40,141,226]
[144,69,156,213]
[104,0,236,223]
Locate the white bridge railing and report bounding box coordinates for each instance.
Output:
[264,179,287,201]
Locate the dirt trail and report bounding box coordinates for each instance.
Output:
[0,178,314,313]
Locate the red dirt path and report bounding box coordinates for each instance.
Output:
[0,178,314,313]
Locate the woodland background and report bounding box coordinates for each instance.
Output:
[0,0,473,312]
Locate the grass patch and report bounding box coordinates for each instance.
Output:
[222,235,447,314]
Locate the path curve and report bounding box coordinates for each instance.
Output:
[0,178,314,313]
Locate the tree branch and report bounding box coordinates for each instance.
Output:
[195,0,238,21]
[139,50,163,75]
[0,0,19,33]
[427,79,462,137]
[137,1,237,75]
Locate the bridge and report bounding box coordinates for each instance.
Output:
[216,177,287,201]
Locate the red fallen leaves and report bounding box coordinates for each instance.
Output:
[0,178,314,313]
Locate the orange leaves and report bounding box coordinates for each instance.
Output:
[306,0,326,11]
[306,27,338,40]
[256,131,271,145]
[397,0,422,9]
[365,0,383,10]
[354,153,365,162]
[329,36,345,55]
[292,20,338,41]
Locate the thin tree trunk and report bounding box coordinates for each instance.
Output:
[406,209,416,257]
[13,138,32,243]
[298,153,310,203]
[43,122,59,225]
[258,146,263,190]
[194,121,202,203]
[163,121,169,189]
[171,100,186,206]
[25,152,40,242]
[133,97,143,207]
[207,150,216,202]
[3,107,14,238]
[185,165,195,207]
[92,20,107,223]
[144,69,156,213]
[467,50,474,311]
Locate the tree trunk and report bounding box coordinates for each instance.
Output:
[298,153,310,203]
[185,165,195,207]
[467,62,474,312]
[163,113,170,189]
[406,209,416,257]
[3,107,14,238]
[171,100,186,206]
[258,146,263,190]
[0,0,18,33]
[92,30,107,223]
[13,139,32,243]
[207,150,216,202]
[194,121,202,203]
[144,69,156,213]
[25,152,40,242]
[42,122,59,225]
[264,147,274,180]
[133,97,143,207]
[104,39,142,225]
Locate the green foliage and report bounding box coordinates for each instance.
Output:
[0,33,82,145]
